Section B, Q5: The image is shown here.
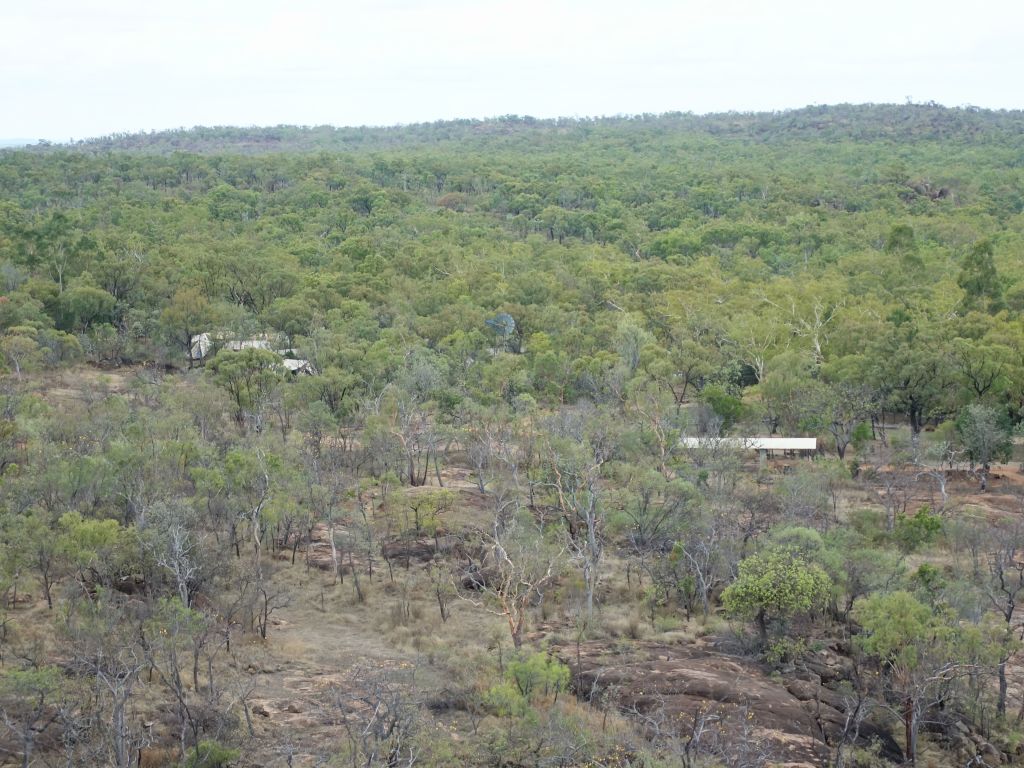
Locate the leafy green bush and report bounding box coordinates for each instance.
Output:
[893,506,942,553]
[765,637,807,666]
[176,741,239,768]
[505,650,570,702]
[699,384,745,433]
[722,549,832,642]
[848,508,889,544]
[653,615,683,633]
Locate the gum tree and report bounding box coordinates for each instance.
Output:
[722,548,831,643]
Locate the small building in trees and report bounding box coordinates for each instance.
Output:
[281,358,313,375]
[188,332,315,375]
[189,332,275,364]
[681,436,817,467]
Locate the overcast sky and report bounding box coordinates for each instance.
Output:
[3,0,1022,141]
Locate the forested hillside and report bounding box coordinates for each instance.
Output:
[0,104,1023,767]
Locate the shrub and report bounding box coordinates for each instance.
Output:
[505,651,570,702]
[176,740,239,768]
[722,549,832,643]
[654,615,683,633]
[893,506,942,553]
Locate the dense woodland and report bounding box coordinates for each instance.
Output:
[0,103,1023,767]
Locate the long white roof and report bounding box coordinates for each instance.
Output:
[681,437,817,451]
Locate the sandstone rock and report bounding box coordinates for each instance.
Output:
[561,640,901,766]
[978,742,1001,761]
[784,679,850,712]
[952,735,974,756]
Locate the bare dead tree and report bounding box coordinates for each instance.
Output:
[465,417,506,494]
[321,664,421,768]
[459,512,565,650]
[63,595,148,768]
[985,522,1024,716]
[250,567,291,641]
[624,690,773,768]
[912,439,965,512]
[544,406,616,619]
[677,516,730,619]
[156,524,200,608]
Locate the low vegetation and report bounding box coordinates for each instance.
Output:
[1,104,1023,766]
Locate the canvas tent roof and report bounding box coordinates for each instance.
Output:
[189,333,274,360]
[281,358,312,374]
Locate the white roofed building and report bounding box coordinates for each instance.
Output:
[188,332,317,376]
[680,437,817,451]
[281,358,313,375]
[681,436,818,467]
[188,332,276,364]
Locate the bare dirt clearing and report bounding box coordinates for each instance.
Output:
[35,363,157,404]
[235,560,507,767]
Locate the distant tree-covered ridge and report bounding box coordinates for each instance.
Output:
[2,103,1021,425]
[17,102,1024,155]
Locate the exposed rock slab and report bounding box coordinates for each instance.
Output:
[561,640,901,765]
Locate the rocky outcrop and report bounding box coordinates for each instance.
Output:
[562,641,901,765]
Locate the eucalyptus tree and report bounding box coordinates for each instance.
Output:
[867,316,953,440]
[958,239,1005,315]
[222,448,281,571]
[542,405,618,618]
[854,592,970,766]
[0,665,67,768]
[160,287,215,368]
[956,403,1013,491]
[462,511,566,650]
[802,364,878,459]
[206,347,284,430]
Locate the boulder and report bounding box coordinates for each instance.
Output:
[561,641,901,765]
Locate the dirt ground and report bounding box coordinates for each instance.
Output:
[33,363,159,405]
[233,556,509,767]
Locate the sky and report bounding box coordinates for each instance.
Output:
[2,0,1022,141]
